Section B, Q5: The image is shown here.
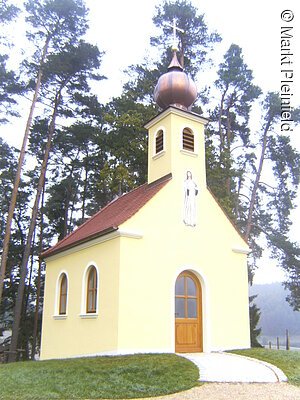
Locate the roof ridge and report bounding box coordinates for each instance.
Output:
[41,176,172,258]
[45,200,108,254]
[41,186,146,256]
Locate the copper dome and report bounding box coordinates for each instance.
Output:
[154,52,197,111]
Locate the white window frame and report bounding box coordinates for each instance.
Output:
[53,270,69,319]
[80,262,99,318]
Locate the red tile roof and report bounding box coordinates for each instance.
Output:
[41,174,172,258]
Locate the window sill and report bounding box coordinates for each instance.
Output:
[79,313,98,319]
[53,315,67,320]
[180,149,198,157]
[152,150,166,160]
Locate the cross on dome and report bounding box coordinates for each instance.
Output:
[153,18,197,111]
[165,18,184,52]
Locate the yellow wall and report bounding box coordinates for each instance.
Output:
[147,108,207,188]
[118,180,250,353]
[118,107,250,352]
[40,237,121,360]
[147,115,172,184]
[41,107,250,359]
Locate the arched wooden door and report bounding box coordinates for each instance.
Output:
[175,271,203,353]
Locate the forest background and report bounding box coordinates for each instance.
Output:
[0,0,300,360]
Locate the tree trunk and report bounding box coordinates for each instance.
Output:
[8,90,61,363]
[0,35,50,305]
[63,184,70,239]
[31,187,45,360]
[225,107,232,196]
[81,156,89,223]
[218,91,226,156]
[244,117,272,242]
[24,227,36,312]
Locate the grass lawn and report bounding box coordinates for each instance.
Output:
[0,353,199,400]
[231,348,300,386]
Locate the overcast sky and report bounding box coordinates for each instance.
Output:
[84,0,300,103]
[1,0,300,283]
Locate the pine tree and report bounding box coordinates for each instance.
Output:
[8,40,103,362]
[0,0,89,308]
[249,295,262,347]
[0,138,30,334]
[0,1,21,122]
[207,44,261,218]
[100,0,221,198]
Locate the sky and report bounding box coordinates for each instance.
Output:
[1,0,300,284]
[83,0,300,104]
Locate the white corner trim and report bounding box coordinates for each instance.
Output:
[118,229,143,239]
[232,247,251,255]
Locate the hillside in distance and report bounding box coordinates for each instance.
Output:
[250,282,300,340]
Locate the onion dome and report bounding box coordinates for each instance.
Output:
[154,51,197,111]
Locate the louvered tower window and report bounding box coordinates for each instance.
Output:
[182,128,194,152]
[155,129,164,153]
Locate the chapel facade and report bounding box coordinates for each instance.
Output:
[40,45,250,360]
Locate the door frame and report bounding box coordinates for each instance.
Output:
[175,270,203,353]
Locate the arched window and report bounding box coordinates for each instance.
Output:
[182,128,194,152]
[59,273,68,315]
[155,129,164,154]
[86,266,97,313]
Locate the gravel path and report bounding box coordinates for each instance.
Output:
[130,383,300,400]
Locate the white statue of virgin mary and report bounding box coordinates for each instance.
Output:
[183,171,198,227]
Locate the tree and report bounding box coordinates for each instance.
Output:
[207,44,261,218]
[0,1,21,122]
[244,95,300,309]
[100,0,221,197]
[0,0,89,309]
[8,40,104,362]
[102,96,156,197]
[205,45,300,285]
[204,43,300,329]
[151,0,221,76]
[0,138,30,335]
[8,91,62,362]
[207,53,300,307]
[43,122,107,233]
[124,0,220,103]
[249,295,262,347]
[47,178,79,239]
[0,1,19,22]
[239,93,300,279]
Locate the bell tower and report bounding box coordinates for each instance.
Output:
[145,21,208,189]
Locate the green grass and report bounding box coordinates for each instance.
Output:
[230,348,300,386]
[0,353,199,400]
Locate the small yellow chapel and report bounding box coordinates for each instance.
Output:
[40,46,251,360]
